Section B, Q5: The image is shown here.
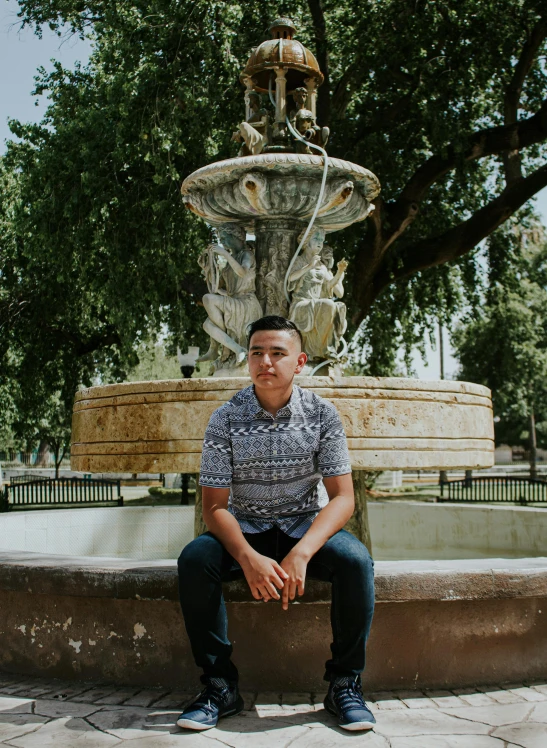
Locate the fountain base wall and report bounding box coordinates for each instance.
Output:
[71,376,495,473]
[1,552,545,691]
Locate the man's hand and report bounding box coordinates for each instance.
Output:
[280,549,309,611]
[240,551,288,602]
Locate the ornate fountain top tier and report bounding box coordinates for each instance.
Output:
[241,17,324,94]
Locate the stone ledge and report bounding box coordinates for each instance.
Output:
[1,551,545,603]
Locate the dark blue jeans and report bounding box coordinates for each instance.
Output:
[177,527,375,683]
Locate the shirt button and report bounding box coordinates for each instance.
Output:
[273,450,277,455]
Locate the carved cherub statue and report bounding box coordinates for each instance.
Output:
[231,91,271,157]
[197,224,263,369]
[294,109,330,154]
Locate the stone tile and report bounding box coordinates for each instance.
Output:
[390,737,508,747]
[33,698,104,719]
[0,713,49,743]
[72,687,120,703]
[122,689,170,707]
[373,708,491,737]
[240,692,257,711]
[255,692,282,706]
[280,693,312,706]
[87,706,176,740]
[150,692,196,710]
[493,722,547,748]
[93,687,142,705]
[283,729,390,747]
[454,688,496,706]
[529,682,547,696]
[528,702,547,722]
[504,685,546,702]
[7,716,122,746]
[0,696,34,714]
[477,686,524,704]
[203,720,311,748]
[46,683,97,701]
[394,691,432,710]
[439,702,534,726]
[122,735,217,746]
[0,681,36,696]
[424,690,463,708]
[370,692,406,710]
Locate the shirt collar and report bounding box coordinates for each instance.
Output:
[248,385,303,419]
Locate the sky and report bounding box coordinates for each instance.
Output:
[2,0,547,380]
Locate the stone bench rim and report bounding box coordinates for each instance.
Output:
[1,551,545,603]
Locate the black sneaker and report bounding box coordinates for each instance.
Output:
[176,677,244,730]
[324,675,376,731]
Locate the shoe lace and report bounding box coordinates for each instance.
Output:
[194,678,230,715]
[333,677,368,712]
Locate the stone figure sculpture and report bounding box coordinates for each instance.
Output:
[287,227,348,361]
[197,224,263,369]
[232,91,271,157]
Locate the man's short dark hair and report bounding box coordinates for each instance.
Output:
[247,316,303,348]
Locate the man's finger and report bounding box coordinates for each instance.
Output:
[274,562,289,580]
[289,580,297,601]
[281,582,290,611]
[265,581,280,600]
[298,579,305,596]
[271,571,286,590]
[258,585,271,602]
[250,584,262,601]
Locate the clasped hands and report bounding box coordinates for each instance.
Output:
[240,549,308,611]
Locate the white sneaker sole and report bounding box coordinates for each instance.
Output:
[340,720,376,731]
[176,718,214,731]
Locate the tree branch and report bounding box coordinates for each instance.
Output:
[386,97,547,242]
[503,19,547,186]
[357,162,547,321]
[307,0,330,126]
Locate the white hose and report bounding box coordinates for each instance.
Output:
[267,76,347,373]
[267,77,330,303]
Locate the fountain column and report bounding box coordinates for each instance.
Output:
[254,217,304,317]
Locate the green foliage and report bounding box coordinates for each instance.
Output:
[453,217,547,448]
[1,0,547,443]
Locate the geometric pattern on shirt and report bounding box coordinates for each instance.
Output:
[199,384,352,538]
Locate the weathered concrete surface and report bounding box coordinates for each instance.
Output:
[71,376,494,473]
[0,553,545,691]
[1,677,546,748]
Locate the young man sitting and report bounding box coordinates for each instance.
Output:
[177,315,375,731]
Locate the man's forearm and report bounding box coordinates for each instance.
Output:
[205,506,256,564]
[291,494,354,561]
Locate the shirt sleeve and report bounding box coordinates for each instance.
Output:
[317,401,352,477]
[199,406,233,487]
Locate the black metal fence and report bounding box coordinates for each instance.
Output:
[439,476,547,504]
[1,476,123,511]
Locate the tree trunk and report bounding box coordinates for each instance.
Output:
[530,411,537,479]
[344,470,373,555]
[194,483,207,538]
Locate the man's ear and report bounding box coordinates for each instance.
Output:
[295,351,308,373]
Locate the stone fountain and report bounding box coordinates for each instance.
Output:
[71,18,495,535]
[5,17,534,696]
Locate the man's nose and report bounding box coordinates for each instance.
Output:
[261,353,272,367]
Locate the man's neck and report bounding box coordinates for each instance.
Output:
[253,383,294,417]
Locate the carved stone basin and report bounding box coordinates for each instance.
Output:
[70,376,494,473]
[181,152,380,231]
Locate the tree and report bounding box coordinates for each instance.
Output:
[2,0,547,433]
[452,217,547,475]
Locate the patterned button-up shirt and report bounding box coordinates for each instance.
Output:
[199,384,352,538]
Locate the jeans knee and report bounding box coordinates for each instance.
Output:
[178,534,223,587]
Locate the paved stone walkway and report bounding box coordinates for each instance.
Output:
[0,673,546,747]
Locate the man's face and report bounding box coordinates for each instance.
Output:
[248,329,307,392]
